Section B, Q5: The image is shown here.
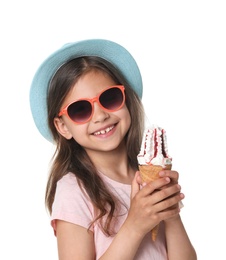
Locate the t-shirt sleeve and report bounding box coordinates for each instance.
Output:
[50,173,94,235]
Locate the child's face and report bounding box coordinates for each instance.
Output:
[54,70,131,154]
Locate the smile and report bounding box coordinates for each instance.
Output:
[93,125,115,136]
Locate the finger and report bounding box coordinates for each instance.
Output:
[155,190,184,212]
[136,171,143,185]
[141,177,171,196]
[131,171,140,199]
[159,170,179,182]
[158,204,181,220]
[152,183,182,206]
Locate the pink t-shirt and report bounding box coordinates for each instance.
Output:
[51,172,168,259]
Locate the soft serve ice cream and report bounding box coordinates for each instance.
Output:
[137,125,172,168]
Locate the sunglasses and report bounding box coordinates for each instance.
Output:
[58,85,125,124]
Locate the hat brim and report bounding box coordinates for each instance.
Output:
[30,39,143,142]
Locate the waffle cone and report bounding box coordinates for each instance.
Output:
[138,164,172,241]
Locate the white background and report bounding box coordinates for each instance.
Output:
[1,1,225,259]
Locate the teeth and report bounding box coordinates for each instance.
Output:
[94,125,114,136]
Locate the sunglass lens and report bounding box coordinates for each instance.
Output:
[68,100,92,123]
[100,87,123,110]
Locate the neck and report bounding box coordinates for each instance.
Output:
[86,143,135,184]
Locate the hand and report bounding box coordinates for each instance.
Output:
[127,171,182,238]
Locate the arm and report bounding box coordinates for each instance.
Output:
[165,216,197,260]
[160,170,197,260]
[56,220,95,260]
[56,217,144,260]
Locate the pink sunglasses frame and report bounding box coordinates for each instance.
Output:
[58,85,125,124]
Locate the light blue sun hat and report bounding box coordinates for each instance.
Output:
[30,39,143,142]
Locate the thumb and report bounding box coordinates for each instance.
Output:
[131,171,140,199]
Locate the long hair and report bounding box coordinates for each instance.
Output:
[45,56,144,236]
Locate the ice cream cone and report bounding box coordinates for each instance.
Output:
[139,164,171,183]
[139,164,172,241]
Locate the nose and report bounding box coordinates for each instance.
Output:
[91,102,109,123]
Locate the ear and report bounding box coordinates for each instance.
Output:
[54,117,73,140]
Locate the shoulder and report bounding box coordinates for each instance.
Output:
[52,172,94,221]
[55,172,89,201]
[58,172,78,187]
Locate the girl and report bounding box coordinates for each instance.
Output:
[30,39,197,260]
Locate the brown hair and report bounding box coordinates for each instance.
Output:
[45,56,144,236]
